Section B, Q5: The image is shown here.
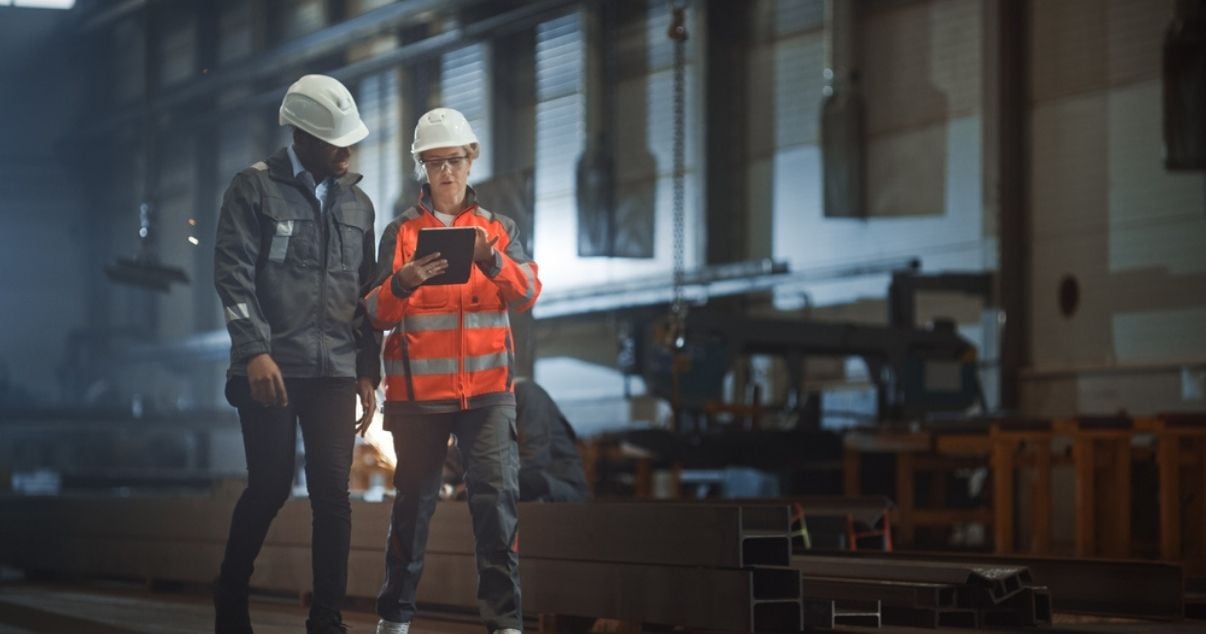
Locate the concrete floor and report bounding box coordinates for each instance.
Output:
[0,580,481,634]
[0,578,1202,634]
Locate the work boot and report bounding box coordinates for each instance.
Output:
[305,614,348,634]
[212,584,252,634]
[376,620,410,634]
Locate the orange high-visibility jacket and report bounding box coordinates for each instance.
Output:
[366,188,540,415]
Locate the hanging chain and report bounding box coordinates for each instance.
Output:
[667,0,688,348]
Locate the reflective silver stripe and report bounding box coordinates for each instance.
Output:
[508,262,537,308]
[269,233,290,262]
[224,303,251,323]
[465,351,509,373]
[410,357,458,375]
[386,353,507,376]
[385,357,456,376]
[464,310,509,330]
[404,313,458,332]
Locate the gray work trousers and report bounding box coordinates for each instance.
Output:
[377,405,522,631]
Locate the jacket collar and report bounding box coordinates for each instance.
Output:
[266,147,363,189]
[417,183,478,216]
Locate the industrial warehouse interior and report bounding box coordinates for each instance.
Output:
[1,0,1205,632]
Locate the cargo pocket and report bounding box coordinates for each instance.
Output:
[333,202,372,271]
[409,284,450,309]
[262,196,318,267]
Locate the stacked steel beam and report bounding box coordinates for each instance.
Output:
[0,495,807,632]
[2,494,1191,630]
[422,502,805,632]
[794,555,1051,628]
[803,549,1185,622]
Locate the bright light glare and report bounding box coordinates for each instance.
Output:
[13,0,75,8]
[187,236,200,246]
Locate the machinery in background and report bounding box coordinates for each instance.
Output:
[633,269,994,430]
[103,202,189,293]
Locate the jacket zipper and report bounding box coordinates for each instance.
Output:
[457,214,468,410]
[315,186,329,376]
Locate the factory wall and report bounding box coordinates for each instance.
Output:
[2,0,1201,426]
[1023,0,1206,416]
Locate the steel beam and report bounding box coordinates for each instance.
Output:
[429,501,792,568]
[801,576,957,610]
[802,599,881,630]
[409,552,803,632]
[793,556,1029,604]
[882,606,980,629]
[802,550,1184,620]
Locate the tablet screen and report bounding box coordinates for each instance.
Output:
[414,226,476,285]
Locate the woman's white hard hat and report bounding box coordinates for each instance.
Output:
[412,108,479,158]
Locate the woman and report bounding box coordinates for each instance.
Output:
[364,107,540,634]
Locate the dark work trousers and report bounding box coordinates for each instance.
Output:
[377,405,522,631]
[217,376,357,625]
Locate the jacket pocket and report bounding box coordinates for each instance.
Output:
[409,284,450,309]
[333,202,372,271]
[261,196,318,267]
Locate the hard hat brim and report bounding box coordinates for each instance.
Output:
[412,136,479,157]
[320,120,370,148]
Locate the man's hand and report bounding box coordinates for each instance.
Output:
[356,377,377,437]
[247,353,288,407]
[473,226,499,264]
[395,251,449,289]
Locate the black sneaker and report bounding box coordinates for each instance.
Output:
[213,586,252,634]
[306,615,349,634]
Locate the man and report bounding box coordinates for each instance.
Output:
[444,379,590,503]
[213,74,379,634]
[514,379,590,503]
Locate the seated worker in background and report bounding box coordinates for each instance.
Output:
[444,378,589,503]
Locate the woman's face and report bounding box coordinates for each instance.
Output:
[421,146,473,203]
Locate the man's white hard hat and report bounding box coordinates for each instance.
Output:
[278,74,369,147]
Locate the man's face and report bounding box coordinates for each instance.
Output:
[421,147,472,202]
[295,131,353,180]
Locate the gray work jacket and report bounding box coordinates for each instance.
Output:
[214,147,381,383]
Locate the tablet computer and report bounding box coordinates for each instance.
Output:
[414,226,476,285]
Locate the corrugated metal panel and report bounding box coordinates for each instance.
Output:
[775,0,824,37]
[217,0,253,66]
[155,133,198,338]
[279,0,326,42]
[775,31,824,149]
[158,12,197,88]
[356,70,402,237]
[1106,0,1172,85]
[643,0,697,180]
[862,0,980,137]
[216,114,263,186]
[1027,0,1206,384]
[535,13,581,200]
[111,16,143,105]
[1028,0,1107,103]
[348,0,395,17]
[441,43,492,183]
